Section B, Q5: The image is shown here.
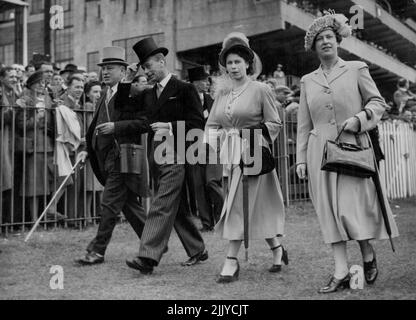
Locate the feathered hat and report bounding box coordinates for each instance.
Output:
[304,9,352,51]
[219,32,255,67]
[218,32,262,79]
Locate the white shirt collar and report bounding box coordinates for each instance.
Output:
[110,83,118,94]
[158,73,172,90]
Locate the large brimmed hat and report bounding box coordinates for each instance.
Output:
[218,32,262,79]
[188,66,210,82]
[26,70,44,88]
[218,32,255,67]
[133,38,169,65]
[304,10,352,51]
[97,47,129,67]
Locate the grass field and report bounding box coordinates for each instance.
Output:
[1,199,415,300]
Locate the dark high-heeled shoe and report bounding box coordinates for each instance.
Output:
[318,274,351,294]
[269,245,289,273]
[217,257,240,284]
[364,247,378,285]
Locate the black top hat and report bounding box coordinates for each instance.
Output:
[133,38,169,65]
[188,66,210,82]
[26,70,44,89]
[60,63,79,75]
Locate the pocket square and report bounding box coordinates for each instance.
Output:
[168,97,178,100]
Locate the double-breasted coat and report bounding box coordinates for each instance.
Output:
[296,58,399,244]
[206,80,285,240]
[85,85,150,197]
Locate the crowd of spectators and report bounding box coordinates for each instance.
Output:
[0,60,125,228]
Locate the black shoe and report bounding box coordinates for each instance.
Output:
[318,274,351,294]
[181,249,209,266]
[364,248,378,285]
[75,252,104,266]
[269,245,289,273]
[126,257,154,275]
[217,257,240,284]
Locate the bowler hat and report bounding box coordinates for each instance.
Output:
[26,70,44,89]
[188,66,210,83]
[60,63,80,75]
[97,47,129,67]
[133,38,169,65]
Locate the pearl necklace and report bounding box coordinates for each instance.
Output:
[227,81,250,108]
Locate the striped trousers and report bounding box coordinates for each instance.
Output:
[138,163,205,265]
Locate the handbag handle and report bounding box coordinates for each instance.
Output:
[335,123,362,147]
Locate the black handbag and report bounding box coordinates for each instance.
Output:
[240,123,276,176]
[240,145,275,176]
[321,124,376,178]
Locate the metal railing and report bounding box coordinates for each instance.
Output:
[1,104,105,235]
[0,103,309,234]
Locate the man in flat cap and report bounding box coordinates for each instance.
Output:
[75,47,149,265]
[124,38,208,275]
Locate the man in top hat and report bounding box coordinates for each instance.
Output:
[187,66,224,232]
[75,46,149,265]
[124,37,208,275]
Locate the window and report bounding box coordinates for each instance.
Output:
[0,10,15,23]
[53,0,74,65]
[54,28,73,63]
[87,51,100,73]
[0,44,15,66]
[30,0,45,15]
[113,33,165,64]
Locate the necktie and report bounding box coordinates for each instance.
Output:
[156,83,163,99]
[106,87,113,105]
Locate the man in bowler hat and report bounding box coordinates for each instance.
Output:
[187,66,224,232]
[124,38,208,274]
[75,47,149,265]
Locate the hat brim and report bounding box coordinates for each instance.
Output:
[97,60,130,67]
[219,45,255,67]
[138,48,169,65]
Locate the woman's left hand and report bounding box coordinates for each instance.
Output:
[342,117,360,133]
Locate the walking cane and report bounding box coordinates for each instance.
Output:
[24,159,83,243]
[372,167,396,252]
[368,133,396,252]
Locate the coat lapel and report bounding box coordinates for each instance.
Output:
[311,67,330,88]
[156,77,178,108]
[327,58,348,84]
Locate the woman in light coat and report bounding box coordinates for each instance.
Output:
[296,13,399,293]
[206,33,287,283]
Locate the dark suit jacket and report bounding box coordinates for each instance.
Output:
[86,84,150,189]
[119,76,205,164]
[203,93,214,115]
